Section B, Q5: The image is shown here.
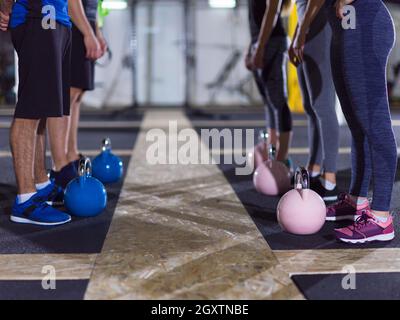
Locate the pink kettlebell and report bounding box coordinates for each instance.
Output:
[253,145,291,196]
[247,130,269,171]
[277,167,326,235]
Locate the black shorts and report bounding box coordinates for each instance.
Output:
[70,21,96,91]
[11,19,71,119]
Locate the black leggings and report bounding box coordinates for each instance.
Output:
[253,36,292,133]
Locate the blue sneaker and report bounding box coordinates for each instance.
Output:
[36,182,64,206]
[10,195,71,226]
[50,162,78,189]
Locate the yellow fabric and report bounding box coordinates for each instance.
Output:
[287,5,304,113]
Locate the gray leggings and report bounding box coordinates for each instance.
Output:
[296,2,339,173]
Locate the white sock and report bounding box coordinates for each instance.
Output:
[349,195,368,206]
[319,177,336,191]
[17,192,37,204]
[35,180,51,190]
[311,171,320,178]
[372,212,389,223]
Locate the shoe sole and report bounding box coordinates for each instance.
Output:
[338,232,395,244]
[323,195,338,202]
[10,216,71,226]
[326,215,360,222]
[45,201,64,207]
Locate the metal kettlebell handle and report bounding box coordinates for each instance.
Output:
[295,167,310,190]
[102,137,112,152]
[259,130,268,142]
[79,157,92,178]
[268,144,276,161]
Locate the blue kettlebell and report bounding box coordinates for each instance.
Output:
[64,157,107,217]
[92,138,123,184]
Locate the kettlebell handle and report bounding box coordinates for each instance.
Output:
[79,157,92,177]
[268,144,276,160]
[102,137,112,152]
[295,167,310,190]
[259,130,268,142]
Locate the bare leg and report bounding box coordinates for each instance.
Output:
[276,131,292,162]
[67,87,84,163]
[34,118,49,184]
[47,116,70,171]
[10,118,39,194]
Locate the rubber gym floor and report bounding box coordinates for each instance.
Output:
[0,108,400,300]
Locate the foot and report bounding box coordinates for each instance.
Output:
[10,195,71,226]
[311,178,339,202]
[326,192,369,221]
[335,210,395,244]
[50,162,78,189]
[36,182,64,206]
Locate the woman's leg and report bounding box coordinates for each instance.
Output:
[297,61,323,175]
[328,0,396,242]
[302,21,339,185]
[340,1,396,214]
[261,37,293,162]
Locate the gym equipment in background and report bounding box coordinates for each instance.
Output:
[92,138,124,184]
[277,167,326,235]
[64,157,108,217]
[253,145,291,196]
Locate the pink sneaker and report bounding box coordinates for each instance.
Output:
[326,193,369,221]
[335,210,395,244]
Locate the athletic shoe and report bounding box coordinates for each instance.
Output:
[335,210,395,244]
[326,192,369,221]
[10,195,71,226]
[72,154,85,171]
[50,162,78,189]
[36,182,64,206]
[311,178,339,202]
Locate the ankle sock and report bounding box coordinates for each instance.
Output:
[349,195,368,206]
[17,192,37,204]
[319,177,336,191]
[311,171,320,178]
[371,212,389,223]
[36,180,51,190]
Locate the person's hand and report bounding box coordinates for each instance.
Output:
[288,41,299,67]
[335,0,355,19]
[292,29,306,64]
[250,43,265,70]
[0,11,10,32]
[84,32,102,60]
[96,29,108,58]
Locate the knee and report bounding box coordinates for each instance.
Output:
[70,88,84,105]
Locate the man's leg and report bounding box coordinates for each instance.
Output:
[34,118,50,185]
[67,87,84,163]
[10,118,39,196]
[47,116,70,172]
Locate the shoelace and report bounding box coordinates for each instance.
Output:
[353,212,372,230]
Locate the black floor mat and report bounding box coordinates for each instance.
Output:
[292,273,400,300]
[0,128,139,254]
[0,280,89,300]
[193,122,400,250]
